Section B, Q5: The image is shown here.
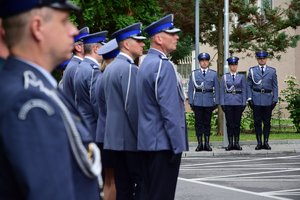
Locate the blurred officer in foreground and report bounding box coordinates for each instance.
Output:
[0,18,9,69]
[220,57,246,151]
[95,39,119,200]
[137,14,188,200]
[74,31,108,139]
[62,26,89,99]
[102,23,146,200]
[188,52,220,151]
[247,51,278,150]
[0,1,102,199]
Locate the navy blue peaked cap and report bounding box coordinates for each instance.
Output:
[255,51,268,58]
[74,27,89,42]
[227,56,239,65]
[81,31,108,44]
[0,0,80,19]
[97,39,120,60]
[112,22,146,43]
[198,52,210,61]
[144,14,181,37]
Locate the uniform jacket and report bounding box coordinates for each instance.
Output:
[220,72,247,106]
[247,65,278,106]
[95,73,106,144]
[188,68,220,107]
[136,48,188,154]
[62,56,82,101]
[102,53,138,151]
[74,57,100,138]
[0,57,99,200]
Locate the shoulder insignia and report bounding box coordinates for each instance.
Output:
[18,99,55,120]
[91,64,99,70]
[159,55,169,61]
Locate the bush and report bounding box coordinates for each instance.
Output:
[281,75,300,133]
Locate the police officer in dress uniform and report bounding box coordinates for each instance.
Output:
[0,1,102,199]
[73,31,108,139]
[220,57,247,151]
[62,26,89,99]
[102,23,146,200]
[247,51,278,150]
[188,52,220,151]
[95,39,119,200]
[137,14,189,200]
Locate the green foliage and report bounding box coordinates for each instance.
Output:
[281,75,300,132]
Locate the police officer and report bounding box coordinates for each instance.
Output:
[73,31,108,139]
[0,1,102,199]
[220,57,247,151]
[137,14,188,200]
[95,39,119,200]
[188,52,220,151]
[247,51,278,150]
[102,23,146,200]
[62,26,89,99]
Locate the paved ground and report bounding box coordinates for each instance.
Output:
[175,140,300,200]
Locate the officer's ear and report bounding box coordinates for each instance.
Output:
[153,33,164,45]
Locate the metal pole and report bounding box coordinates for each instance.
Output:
[195,0,200,69]
[223,0,229,147]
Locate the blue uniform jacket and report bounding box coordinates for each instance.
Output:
[62,56,82,101]
[247,65,278,106]
[102,54,138,151]
[188,68,220,107]
[0,57,99,200]
[95,73,106,144]
[74,57,100,138]
[220,73,247,106]
[136,48,188,154]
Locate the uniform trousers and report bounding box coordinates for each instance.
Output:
[223,105,244,137]
[194,106,214,137]
[141,150,181,200]
[113,151,142,200]
[253,105,273,138]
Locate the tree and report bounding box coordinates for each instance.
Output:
[160,0,300,135]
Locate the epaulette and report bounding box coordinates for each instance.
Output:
[91,64,99,69]
[209,69,216,72]
[268,66,276,70]
[159,55,169,61]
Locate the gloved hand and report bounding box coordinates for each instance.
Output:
[248,100,254,109]
[271,101,277,110]
[169,153,182,164]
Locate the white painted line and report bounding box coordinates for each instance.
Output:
[180,167,290,171]
[178,177,292,200]
[180,155,300,167]
[181,162,300,168]
[191,168,300,181]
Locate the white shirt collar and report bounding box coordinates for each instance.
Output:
[84,56,99,66]
[15,57,57,88]
[150,48,167,58]
[119,52,134,64]
[73,55,83,61]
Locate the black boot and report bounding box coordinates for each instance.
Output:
[263,134,271,150]
[195,135,203,152]
[255,134,262,150]
[204,135,212,151]
[234,135,242,150]
[225,136,234,151]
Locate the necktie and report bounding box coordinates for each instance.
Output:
[232,74,235,81]
[261,66,264,75]
[203,70,206,77]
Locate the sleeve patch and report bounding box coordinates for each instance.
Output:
[18,99,55,120]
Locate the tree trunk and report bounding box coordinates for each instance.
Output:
[217,0,224,136]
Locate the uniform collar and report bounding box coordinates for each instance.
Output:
[149,48,167,58]
[84,56,99,66]
[14,57,57,88]
[119,52,134,64]
[73,55,83,61]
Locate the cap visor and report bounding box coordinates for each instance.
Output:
[131,35,147,40]
[49,2,80,12]
[164,27,181,34]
